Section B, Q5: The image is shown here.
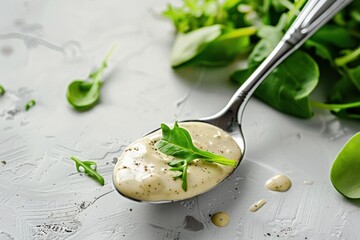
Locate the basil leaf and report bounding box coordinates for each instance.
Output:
[71,156,105,186]
[331,132,360,199]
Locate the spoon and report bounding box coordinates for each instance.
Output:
[115,0,352,203]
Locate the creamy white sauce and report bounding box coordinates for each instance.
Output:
[265,174,292,192]
[211,212,230,227]
[113,122,241,202]
[249,199,267,212]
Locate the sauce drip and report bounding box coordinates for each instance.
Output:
[265,174,292,192]
[249,199,267,212]
[211,212,230,227]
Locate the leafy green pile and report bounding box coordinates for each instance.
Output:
[163,0,360,119]
[156,122,237,191]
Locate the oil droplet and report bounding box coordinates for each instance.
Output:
[265,174,292,192]
[211,212,229,227]
[249,199,266,212]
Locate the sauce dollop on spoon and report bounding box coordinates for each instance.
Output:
[113,122,241,202]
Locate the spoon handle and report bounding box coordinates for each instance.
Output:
[218,0,352,123]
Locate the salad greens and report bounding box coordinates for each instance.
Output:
[25,99,36,111]
[156,122,237,191]
[0,84,5,96]
[71,156,105,185]
[331,132,360,199]
[66,45,117,111]
[163,0,360,120]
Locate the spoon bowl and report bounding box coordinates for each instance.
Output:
[114,0,352,203]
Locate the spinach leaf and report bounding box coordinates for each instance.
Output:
[66,45,117,111]
[311,25,358,49]
[171,25,255,67]
[185,27,256,67]
[232,50,319,118]
[304,39,334,63]
[171,25,223,67]
[71,156,105,185]
[156,122,237,191]
[331,132,360,199]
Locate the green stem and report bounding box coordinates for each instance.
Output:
[335,45,360,67]
[218,26,257,40]
[311,100,360,110]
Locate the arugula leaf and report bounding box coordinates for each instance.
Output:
[66,45,117,111]
[71,156,105,185]
[0,84,5,96]
[331,132,360,199]
[156,122,237,191]
[25,99,36,111]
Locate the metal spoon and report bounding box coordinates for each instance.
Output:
[115,0,352,203]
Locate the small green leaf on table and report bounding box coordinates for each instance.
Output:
[71,156,105,186]
[66,44,117,111]
[25,99,36,111]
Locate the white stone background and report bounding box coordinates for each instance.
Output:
[0,0,360,239]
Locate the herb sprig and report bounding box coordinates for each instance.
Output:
[156,122,237,191]
[66,45,117,111]
[71,156,105,185]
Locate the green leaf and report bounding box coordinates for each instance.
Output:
[71,156,105,185]
[171,25,256,67]
[232,51,319,118]
[304,39,334,63]
[156,122,237,191]
[188,27,256,66]
[0,84,5,96]
[325,75,360,119]
[25,99,36,111]
[311,25,358,49]
[66,45,117,111]
[331,132,360,199]
[170,25,223,67]
[248,25,282,67]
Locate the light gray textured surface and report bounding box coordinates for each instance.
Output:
[1,0,360,239]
